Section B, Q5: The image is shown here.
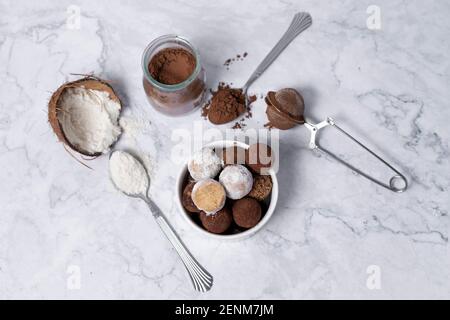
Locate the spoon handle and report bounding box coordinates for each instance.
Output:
[146,199,213,292]
[243,12,312,91]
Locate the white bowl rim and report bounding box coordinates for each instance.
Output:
[176,140,279,241]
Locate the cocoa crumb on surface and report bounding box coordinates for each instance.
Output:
[232,119,247,130]
[232,122,242,129]
[223,52,249,69]
[201,102,210,119]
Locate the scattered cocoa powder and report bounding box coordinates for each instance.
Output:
[149,48,196,85]
[201,102,210,119]
[247,94,257,118]
[224,52,249,69]
[232,121,246,129]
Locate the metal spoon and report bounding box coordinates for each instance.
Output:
[109,151,213,292]
[241,12,312,106]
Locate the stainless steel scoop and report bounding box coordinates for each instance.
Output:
[241,12,312,106]
[304,117,408,193]
[267,89,408,193]
[109,151,213,292]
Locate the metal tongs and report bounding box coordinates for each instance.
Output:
[304,117,408,193]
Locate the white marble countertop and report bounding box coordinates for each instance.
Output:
[0,0,449,299]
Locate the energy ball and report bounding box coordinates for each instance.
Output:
[191,179,226,214]
[232,197,262,228]
[188,147,223,181]
[248,175,273,201]
[182,182,200,213]
[245,143,273,175]
[200,207,232,234]
[218,146,246,165]
[219,165,253,200]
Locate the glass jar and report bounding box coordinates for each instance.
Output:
[141,35,206,116]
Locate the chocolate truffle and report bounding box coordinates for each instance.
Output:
[265,88,305,130]
[245,143,273,174]
[219,165,253,200]
[232,197,262,228]
[191,179,226,214]
[218,146,246,165]
[182,182,200,213]
[188,147,223,181]
[248,175,273,201]
[200,207,232,234]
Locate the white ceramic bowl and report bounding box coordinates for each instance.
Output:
[176,140,279,241]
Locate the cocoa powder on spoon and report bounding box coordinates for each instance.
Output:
[202,84,256,125]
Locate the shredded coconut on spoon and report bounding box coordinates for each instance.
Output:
[109,151,148,195]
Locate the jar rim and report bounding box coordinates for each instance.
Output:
[141,34,202,92]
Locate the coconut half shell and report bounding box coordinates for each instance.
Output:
[48,75,122,156]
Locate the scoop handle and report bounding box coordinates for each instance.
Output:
[304,118,408,193]
[145,198,213,292]
[242,12,312,92]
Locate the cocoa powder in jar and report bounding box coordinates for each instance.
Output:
[143,47,206,116]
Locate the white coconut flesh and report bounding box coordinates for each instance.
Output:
[57,86,122,154]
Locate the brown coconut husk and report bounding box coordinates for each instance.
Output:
[48,75,122,157]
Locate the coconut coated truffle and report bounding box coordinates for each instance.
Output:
[248,175,273,201]
[182,182,200,213]
[232,197,262,228]
[219,165,253,200]
[199,207,232,234]
[191,179,226,214]
[188,147,223,181]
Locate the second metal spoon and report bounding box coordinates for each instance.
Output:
[241,12,313,105]
[109,151,213,292]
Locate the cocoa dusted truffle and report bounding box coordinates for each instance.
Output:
[200,207,232,234]
[248,175,273,201]
[218,146,246,165]
[232,197,262,228]
[245,143,273,174]
[182,182,200,213]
